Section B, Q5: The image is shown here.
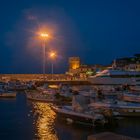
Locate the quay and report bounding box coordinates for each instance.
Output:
[0,74,68,81]
[0,74,90,85]
[88,132,140,140]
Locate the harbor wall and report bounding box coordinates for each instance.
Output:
[0,74,90,84]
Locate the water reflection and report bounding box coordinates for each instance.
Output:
[31,102,58,140]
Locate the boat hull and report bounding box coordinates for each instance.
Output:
[26,94,56,103]
[123,95,140,103]
[91,102,140,117]
[116,108,140,117]
[53,107,105,126]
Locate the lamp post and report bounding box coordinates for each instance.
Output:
[40,33,49,81]
[49,52,56,80]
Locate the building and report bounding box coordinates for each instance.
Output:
[125,63,140,71]
[68,57,80,73]
[112,54,140,71]
[113,57,134,69]
[136,64,140,71]
[67,57,108,77]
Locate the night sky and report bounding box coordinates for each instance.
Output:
[0,0,140,73]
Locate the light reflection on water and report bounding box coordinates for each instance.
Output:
[26,96,140,140]
[0,93,140,140]
[31,102,58,140]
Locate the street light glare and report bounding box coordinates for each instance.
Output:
[50,52,56,58]
[40,33,49,37]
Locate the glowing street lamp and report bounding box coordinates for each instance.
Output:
[40,33,49,81]
[50,52,56,59]
[40,33,49,37]
[49,51,57,79]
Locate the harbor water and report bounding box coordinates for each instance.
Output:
[0,92,140,140]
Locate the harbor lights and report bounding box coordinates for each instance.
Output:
[49,51,57,79]
[40,33,49,81]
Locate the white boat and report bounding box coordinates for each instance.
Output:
[0,82,16,98]
[26,90,56,102]
[53,92,108,126]
[122,92,140,103]
[130,85,140,91]
[53,105,105,126]
[88,68,140,86]
[90,100,140,117]
[5,81,27,91]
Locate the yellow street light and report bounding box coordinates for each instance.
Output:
[49,51,57,78]
[40,33,49,37]
[40,32,49,81]
[50,52,56,58]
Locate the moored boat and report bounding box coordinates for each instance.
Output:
[130,86,140,92]
[52,92,107,126]
[90,100,140,117]
[121,92,140,103]
[26,89,56,102]
[0,82,16,98]
[88,68,140,86]
[53,105,105,126]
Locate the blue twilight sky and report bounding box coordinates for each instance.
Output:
[0,0,140,73]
